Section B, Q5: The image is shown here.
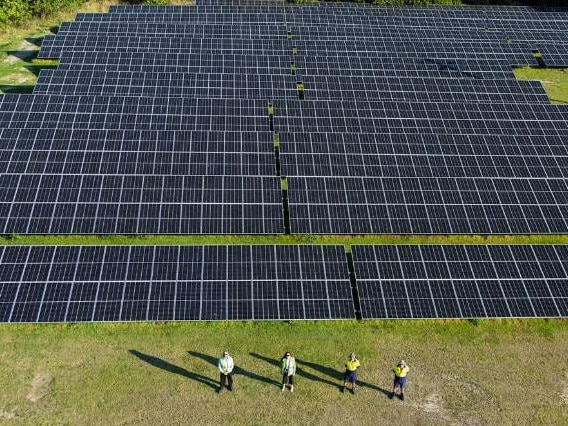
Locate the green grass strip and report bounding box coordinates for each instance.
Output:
[1,234,568,247]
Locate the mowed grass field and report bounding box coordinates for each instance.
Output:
[1,320,567,425]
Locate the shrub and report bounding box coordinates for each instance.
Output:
[30,0,59,18]
[143,0,171,5]
[0,0,31,28]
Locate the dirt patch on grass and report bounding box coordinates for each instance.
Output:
[408,393,456,424]
[0,408,16,420]
[2,40,39,65]
[562,372,568,405]
[27,372,53,403]
[2,56,20,65]
[8,73,34,84]
[418,393,445,415]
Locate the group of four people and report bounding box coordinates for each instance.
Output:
[217,351,410,400]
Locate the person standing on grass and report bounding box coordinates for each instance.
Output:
[390,360,410,400]
[280,351,296,392]
[217,351,234,392]
[342,352,361,394]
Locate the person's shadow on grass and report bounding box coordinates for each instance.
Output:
[128,349,218,390]
[296,357,392,397]
[188,351,281,388]
[249,352,343,391]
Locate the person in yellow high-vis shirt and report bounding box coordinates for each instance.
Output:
[390,360,410,400]
[342,353,361,394]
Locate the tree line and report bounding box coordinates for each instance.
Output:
[0,0,167,29]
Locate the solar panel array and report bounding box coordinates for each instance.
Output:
[352,245,568,319]
[10,3,566,235]
[1,1,568,321]
[2,2,294,235]
[0,245,354,322]
[1,243,567,322]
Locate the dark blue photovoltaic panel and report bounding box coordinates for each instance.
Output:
[0,245,354,322]
[0,175,283,234]
[0,96,269,132]
[287,176,568,234]
[273,100,568,137]
[279,132,568,178]
[352,245,568,319]
[0,130,276,175]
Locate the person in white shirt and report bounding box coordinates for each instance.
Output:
[217,351,234,392]
[280,351,297,392]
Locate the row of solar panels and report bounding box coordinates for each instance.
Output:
[1,129,566,178]
[70,11,568,33]
[38,37,550,59]
[2,96,566,135]
[51,54,522,82]
[1,244,567,322]
[49,53,532,78]
[52,22,568,54]
[131,2,568,19]
[106,4,568,21]
[0,175,567,234]
[33,70,549,104]
[54,22,568,49]
[58,21,516,38]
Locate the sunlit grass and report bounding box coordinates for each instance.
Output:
[0,320,566,425]
[2,233,568,248]
[513,66,568,104]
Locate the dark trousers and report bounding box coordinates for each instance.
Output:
[220,372,233,389]
[282,374,294,386]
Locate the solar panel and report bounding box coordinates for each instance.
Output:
[0,129,276,175]
[0,175,283,234]
[34,69,297,99]
[0,245,354,322]
[272,100,568,137]
[0,95,270,132]
[352,245,568,318]
[278,132,568,178]
[55,51,293,69]
[287,176,568,234]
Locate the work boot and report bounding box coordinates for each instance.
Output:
[389,392,394,399]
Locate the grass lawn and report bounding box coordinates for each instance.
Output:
[1,320,567,425]
[513,66,568,104]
